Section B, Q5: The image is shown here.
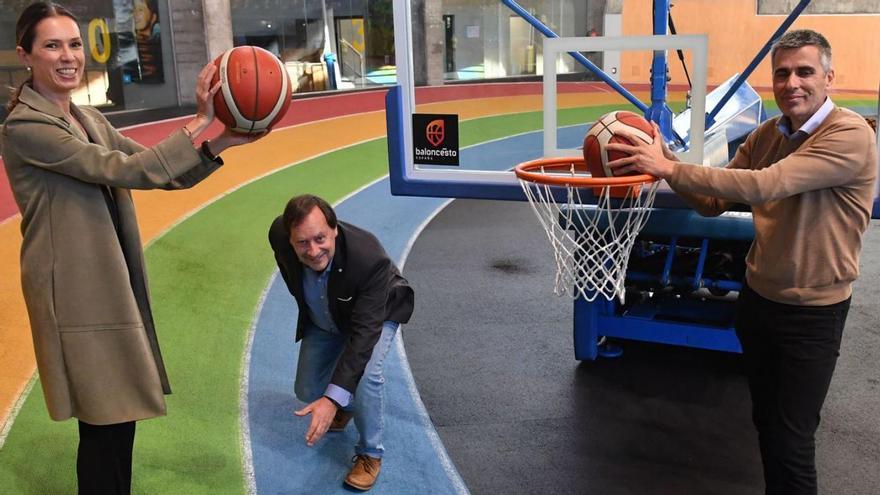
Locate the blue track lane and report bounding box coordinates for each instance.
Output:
[246,126,587,493]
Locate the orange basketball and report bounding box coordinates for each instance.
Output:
[211,46,293,134]
[582,111,654,177]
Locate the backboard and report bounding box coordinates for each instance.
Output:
[387,0,708,205]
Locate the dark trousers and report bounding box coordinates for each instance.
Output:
[77,420,136,495]
[735,285,850,495]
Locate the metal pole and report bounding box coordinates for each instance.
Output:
[706,0,812,127]
[645,0,674,140]
[166,0,181,107]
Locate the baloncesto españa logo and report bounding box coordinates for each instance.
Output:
[426,119,445,147]
[412,113,459,166]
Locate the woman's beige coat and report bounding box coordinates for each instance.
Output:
[1,86,221,424]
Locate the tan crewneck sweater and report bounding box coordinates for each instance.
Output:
[670,107,877,305]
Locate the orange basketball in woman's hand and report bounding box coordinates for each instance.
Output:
[211,46,293,134]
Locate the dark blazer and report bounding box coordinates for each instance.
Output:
[268,216,414,393]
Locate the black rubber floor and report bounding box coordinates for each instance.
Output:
[401,199,880,495]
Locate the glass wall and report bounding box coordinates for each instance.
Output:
[229,0,593,93]
[1,0,597,112]
[433,0,590,82]
[230,0,397,92]
[0,0,179,112]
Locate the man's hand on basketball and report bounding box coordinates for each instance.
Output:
[606,122,676,180]
[295,396,338,447]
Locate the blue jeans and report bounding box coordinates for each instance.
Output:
[294,320,399,458]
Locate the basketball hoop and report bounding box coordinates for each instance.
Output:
[515,157,660,303]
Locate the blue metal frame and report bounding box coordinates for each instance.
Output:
[573,208,753,360]
[645,0,674,140]
[574,296,743,361]
[705,0,813,128]
[501,0,688,144]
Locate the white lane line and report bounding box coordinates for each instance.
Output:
[239,272,276,495]
[0,373,37,449]
[396,198,470,495]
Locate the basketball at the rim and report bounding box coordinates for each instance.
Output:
[513,109,663,303]
[211,45,294,135]
[583,111,655,178]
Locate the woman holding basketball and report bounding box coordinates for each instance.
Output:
[1,3,262,493]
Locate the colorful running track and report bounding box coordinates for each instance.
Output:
[0,84,876,493]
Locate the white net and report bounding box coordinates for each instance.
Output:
[518,166,659,303]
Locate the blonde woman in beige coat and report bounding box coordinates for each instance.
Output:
[0,3,263,493]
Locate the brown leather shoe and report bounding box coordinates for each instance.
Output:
[344,454,382,491]
[328,409,353,432]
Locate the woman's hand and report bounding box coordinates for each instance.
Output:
[187,61,272,157]
[184,62,222,141]
[204,128,268,157]
[194,62,221,122]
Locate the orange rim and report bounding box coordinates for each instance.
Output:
[514,157,656,187]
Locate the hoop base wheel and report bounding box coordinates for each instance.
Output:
[597,341,624,359]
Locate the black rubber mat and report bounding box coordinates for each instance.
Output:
[401,199,880,495]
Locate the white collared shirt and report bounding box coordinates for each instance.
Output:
[777,97,834,140]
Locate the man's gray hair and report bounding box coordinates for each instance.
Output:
[771,29,832,72]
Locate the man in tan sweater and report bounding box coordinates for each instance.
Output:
[606,29,877,495]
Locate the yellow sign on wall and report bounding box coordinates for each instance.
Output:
[88,18,111,64]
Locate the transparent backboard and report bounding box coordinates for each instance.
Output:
[387,0,708,204]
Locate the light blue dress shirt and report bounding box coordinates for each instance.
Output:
[302,261,339,334]
[302,260,352,406]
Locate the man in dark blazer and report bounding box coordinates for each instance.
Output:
[268,194,414,491]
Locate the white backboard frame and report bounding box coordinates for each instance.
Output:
[543,35,708,165]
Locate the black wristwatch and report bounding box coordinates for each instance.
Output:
[200,140,221,163]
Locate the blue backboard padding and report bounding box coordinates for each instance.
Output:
[387,86,695,206]
[640,209,754,240]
